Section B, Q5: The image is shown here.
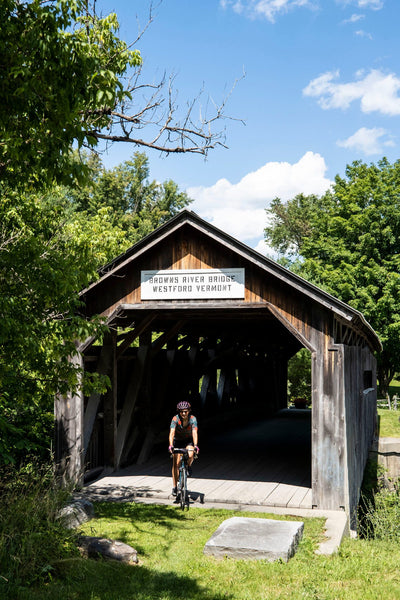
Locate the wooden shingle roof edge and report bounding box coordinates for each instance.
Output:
[80,209,382,352]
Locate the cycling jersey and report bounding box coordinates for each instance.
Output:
[170,414,198,440]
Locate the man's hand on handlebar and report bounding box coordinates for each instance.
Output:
[169,445,199,454]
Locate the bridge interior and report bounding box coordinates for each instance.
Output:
[84,304,307,473]
[82,409,312,509]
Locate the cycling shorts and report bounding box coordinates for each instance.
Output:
[173,437,194,448]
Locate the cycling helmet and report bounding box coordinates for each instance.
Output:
[177,401,191,411]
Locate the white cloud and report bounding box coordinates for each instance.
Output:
[355,29,373,39]
[337,127,395,155]
[338,0,383,9]
[220,0,317,22]
[357,0,383,9]
[303,69,400,116]
[222,0,384,19]
[342,13,365,23]
[254,238,270,256]
[187,152,332,247]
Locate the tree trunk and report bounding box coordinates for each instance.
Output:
[377,363,394,398]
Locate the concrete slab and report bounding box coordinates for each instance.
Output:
[203,516,304,562]
[369,436,400,484]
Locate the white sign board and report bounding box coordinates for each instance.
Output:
[141,268,245,300]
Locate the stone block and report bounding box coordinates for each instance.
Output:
[369,437,400,487]
[204,517,304,562]
[59,499,95,529]
[78,536,138,564]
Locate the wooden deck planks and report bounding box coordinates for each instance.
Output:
[84,413,313,509]
[85,465,312,509]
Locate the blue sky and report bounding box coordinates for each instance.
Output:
[96,0,399,253]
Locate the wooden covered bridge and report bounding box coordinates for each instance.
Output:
[55,210,381,520]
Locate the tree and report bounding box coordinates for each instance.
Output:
[288,349,311,404]
[0,0,235,188]
[265,194,322,258]
[0,185,114,463]
[0,151,192,464]
[265,158,400,395]
[0,0,227,464]
[68,151,192,249]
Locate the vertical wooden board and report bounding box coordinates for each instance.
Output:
[312,343,346,511]
[343,344,377,522]
[217,369,227,405]
[54,351,84,484]
[103,331,118,468]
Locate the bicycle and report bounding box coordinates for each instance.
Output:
[172,448,196,510]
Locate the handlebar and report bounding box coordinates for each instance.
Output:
[171,447,198,456]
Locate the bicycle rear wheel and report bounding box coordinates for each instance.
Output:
[179,468,188,510]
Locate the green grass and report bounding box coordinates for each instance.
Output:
[377,408,400,438]
[389,378,400,398]
[0,463,79,597]
[13,502,400,600]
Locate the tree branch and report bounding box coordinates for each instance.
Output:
[86,70,244,155]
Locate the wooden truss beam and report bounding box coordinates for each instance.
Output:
[115,345,150,469]
[151,320,186,355]
[117,314,157,358]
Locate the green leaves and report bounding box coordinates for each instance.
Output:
[265,158,400,394]
[0,2,196,466]
[0,0,141,188]
[68,151,193,251]
[0,186,106,464]
[0,150,192,465]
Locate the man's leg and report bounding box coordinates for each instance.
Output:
[172,454,180,489]
[186,444,195,477]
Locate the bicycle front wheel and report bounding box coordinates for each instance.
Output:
[179,468,187,510]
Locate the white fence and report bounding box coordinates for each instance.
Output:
[377,394,399,410]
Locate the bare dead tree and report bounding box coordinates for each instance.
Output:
[83,1,244,156]
[84,70,244,156]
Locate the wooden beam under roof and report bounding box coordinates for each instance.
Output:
[116,314,157,358]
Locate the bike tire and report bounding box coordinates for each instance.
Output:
[179,468,187,510]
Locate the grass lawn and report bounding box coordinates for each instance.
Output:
[17,503,400,600]
[375,377,400,437]
[377,409,400,438]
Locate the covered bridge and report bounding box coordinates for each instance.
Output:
[55,209,381,519]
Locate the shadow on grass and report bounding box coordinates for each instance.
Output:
[83,502,204,556]
[15,557,234,600]
[93,501,190,525]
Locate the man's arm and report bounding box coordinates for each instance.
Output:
[192,428,198,447]
[169,428,175,447]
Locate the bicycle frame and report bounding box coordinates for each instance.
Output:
[172,448,191,510]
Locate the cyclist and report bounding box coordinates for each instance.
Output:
[168,401,199,496]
